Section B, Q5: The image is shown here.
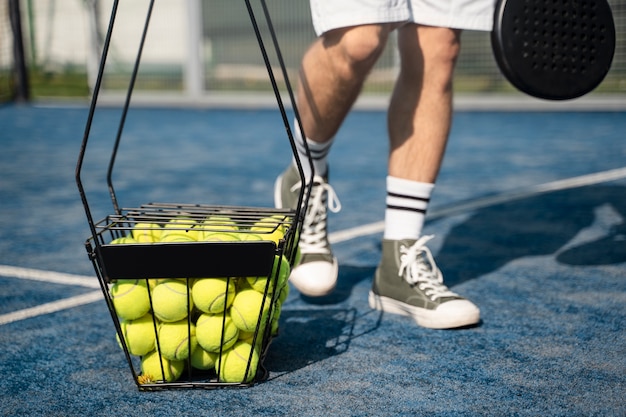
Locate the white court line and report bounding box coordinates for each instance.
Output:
[329,167,626,244]
[0,265,99,288]
[0,266,102,326]
[0,291,103,326]
[2,166,625,325]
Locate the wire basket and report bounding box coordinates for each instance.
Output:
[76,0,311,390]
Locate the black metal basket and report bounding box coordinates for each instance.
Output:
[76,0,311,390]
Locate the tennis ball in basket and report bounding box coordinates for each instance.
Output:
[110,279,151,321]
[218,341,260,383]
[197,216,238,240]
[291,245,302,267]
[250,217,285,244]
[201,232,240,242]
[132,222,162,243]
[161,217,199,241]
[110,236,137,245]
[152,279,193,322]
[192,277,236,314]
[157,319,197,361]
[239,232,263,241]
[140,351,185,383]
[270,302,282,337]
[246,254,290,294]
[190,346,218,370]
[230,289,270,333]
[276,280,290,305]
[196,312,240,353]
[116,313,157,356]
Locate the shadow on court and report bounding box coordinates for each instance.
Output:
[437,184,626,287]
[294,184,626,306]
[264,308,360,374]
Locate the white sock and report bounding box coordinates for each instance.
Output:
[292,118,332,179]
[383,176,434,241]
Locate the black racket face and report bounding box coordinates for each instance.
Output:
[492,0,616,100]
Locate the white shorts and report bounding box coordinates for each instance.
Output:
[310,0,495,36]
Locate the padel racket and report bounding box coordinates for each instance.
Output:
[491,0,616,100]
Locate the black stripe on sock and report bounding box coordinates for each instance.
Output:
[386,204,427,214]
[387,191,430,203]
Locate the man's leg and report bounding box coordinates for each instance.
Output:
[388,24,459,183]
[297,24,391,144]
[369,25,481,329]
[276,25,393,297]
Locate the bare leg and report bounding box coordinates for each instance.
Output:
[278,24,394,297]
[297,24,394,143]
[388,25,462,183]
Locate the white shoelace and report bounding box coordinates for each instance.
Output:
[291,176,341,254]
[398,235,457,300]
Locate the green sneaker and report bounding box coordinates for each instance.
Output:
[369,236,480,329]
[274,164,341,296]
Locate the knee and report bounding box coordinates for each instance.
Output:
[426,27,462,68]
[324,25,391,77]
[398,26,461,88]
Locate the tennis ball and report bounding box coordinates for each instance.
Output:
[250,217,285,244]
[197,216,238,240]
[110,236,137,245]
[270,303,282,337]
[230,289,270,333]
[276,280,290,305]
[236,277,252,292]
[201,232,240,242]
[218,341,259,383]
[196,313,239,353]
[116,313,157,356]
[140,351,185,383]
[192,278,236,314]
[131,222,162,243]
[110,279,151,321]
[161,217,199,241]
[152,279,193,322]
[246,254,290,294]
[292,245,302,266]
[190,346,218,370]
[157,319,197,361]
[238,330,255,344]
[239,233,263,241]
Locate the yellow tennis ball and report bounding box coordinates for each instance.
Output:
[157,319,197,361]
[192,278,236,314]
[246,254,290,294]
[237,330,255,344]
[201,232,240,242]
[196,313,239,353]
[218,341,260,383]
[250,217,285,244]
[292,245,302,267]
[152,279,193,322]
[230,289,270,333]
[239,233,263,241]
[116,313,157,356]
[161,217,199,241]
[276,281,290,305]
[197,216,238,240]
[110,279,151,321]
[190,346,218,370]
[110,236,137,244]
[140,351,185,383]
[131,222,162,243]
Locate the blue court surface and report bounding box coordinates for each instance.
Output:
[0,102,625,416]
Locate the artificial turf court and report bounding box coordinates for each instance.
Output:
[0,102,624,416]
